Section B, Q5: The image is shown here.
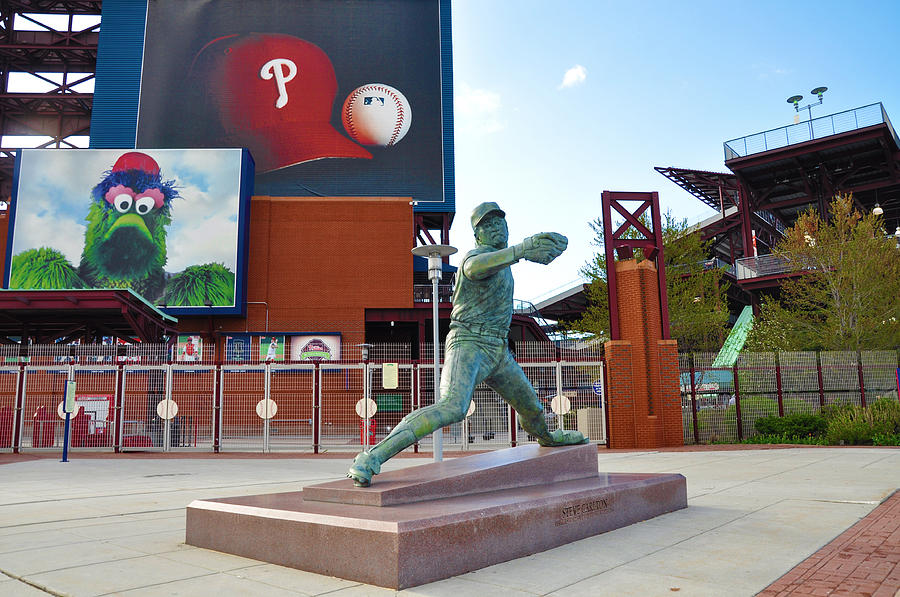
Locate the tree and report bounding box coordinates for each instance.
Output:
[746,195,900,351]
[563,211,730,351]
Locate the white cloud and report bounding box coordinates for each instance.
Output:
[12,210,85,264]
[559,65,587,89]
[165,181,240,272]
[454,81,504,135]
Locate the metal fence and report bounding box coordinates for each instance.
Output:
[0,342,606,453]
[680,351,900,444]
[724,103,894,160]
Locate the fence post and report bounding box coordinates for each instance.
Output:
[263,362,271,453]
[555,352,564,431]
[213,364,222,453]
[733,363,743,441]
[12,364,26,453]
[412,362,419,453]
[857,352,867,408]
[163,365,173,452]
[775,352,784,417]
[509,403,517,447]
[113,364,125,452]
[313,362,321,454]
[816,352,826,409]
[689,354,699,445]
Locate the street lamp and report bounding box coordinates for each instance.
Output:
[873,203,884,216]
[411,243,457,462]
[787,87,827,137]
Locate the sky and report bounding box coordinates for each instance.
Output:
[449,0,900,304]
[5,2,900,306]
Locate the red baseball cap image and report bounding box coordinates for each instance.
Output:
[189,33,372,172]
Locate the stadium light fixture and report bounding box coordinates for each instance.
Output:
[787,86,827,128]
[410,243,457,462]
[873,203,884,216]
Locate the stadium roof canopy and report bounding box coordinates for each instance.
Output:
[0,288,178,343]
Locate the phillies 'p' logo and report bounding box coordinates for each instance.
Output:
[260,58,298,109]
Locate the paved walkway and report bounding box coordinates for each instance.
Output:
[0,447,898,596]
[760,489,900,597]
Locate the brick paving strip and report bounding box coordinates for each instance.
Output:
[759,490,900,597]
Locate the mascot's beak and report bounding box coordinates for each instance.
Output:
[104,213,152,242]
[93,212,159,280]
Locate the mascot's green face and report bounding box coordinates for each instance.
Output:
[87,208,164,279]
[84,175,174,282]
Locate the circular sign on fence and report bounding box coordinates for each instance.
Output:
[549,394,571,416]
[355,398,378,419]
[56,401,69,420]
[256,399,278,420]
[592,379,603,396]
[156,399,179,420]
[466,401,476,418]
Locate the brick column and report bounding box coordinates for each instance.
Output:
[604,340,635,448]
[604,259,682,448]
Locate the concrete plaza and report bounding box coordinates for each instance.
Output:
[1,447,898,596]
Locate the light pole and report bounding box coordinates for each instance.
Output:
[787,86,827,139]
[411,243,457,462]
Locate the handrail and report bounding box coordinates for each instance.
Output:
[724,103,896,160]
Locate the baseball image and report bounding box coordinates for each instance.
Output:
[341,83,412,146]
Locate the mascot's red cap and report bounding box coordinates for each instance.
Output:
[112,152,160,176]
[189,33,372,172]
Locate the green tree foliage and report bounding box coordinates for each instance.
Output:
[745,195,900,351]
[564,212,729,351]
[163,263,235,306]
[10,247,86,289]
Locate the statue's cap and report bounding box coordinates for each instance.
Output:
[471,202,505,229]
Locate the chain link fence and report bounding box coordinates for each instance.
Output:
[681,350,900,444]
[1,342,605,453]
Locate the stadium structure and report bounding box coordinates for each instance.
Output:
[0,0,550,355]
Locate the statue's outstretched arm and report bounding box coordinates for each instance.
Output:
[465,233,568,280]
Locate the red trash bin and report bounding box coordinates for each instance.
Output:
[359,418,376,445]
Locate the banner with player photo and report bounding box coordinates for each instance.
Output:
[260,335,286,362]
[176,335,203,362]
[97,0,453,210]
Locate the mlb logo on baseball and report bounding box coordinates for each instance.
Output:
[342,83,412,146]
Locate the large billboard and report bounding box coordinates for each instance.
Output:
[92,0,453,211]
[4,148,253,316]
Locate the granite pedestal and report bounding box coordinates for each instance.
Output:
[186,444,687,589]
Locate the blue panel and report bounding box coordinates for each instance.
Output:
[3,155,23,287]
[89,0,146,148]
[439,0,456,217]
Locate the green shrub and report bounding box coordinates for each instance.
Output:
[872,432,900,446]
[868,397,900,434]
[755,413,827,438]
[823,398,900,445]
[742,433,825,445]
[825,409,874,445]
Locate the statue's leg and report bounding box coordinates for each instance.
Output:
[348,339,485,486]
[486,351,588,447]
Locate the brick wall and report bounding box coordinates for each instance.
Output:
[178,196,415,352]
[604,259,682,448]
